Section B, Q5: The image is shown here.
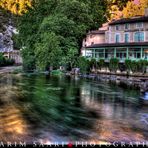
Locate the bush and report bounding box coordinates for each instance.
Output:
[119,63,126,72]
[0,53,5,66]
[137,60,148,74]
[5,58,15,65]
[109,58,119,73]
[0,53,15,67]
[130,61,138,73]
[125,59,132,74]
[76,57,90,74]
[125,59,148,74]
[90,58,97,70]
[98,59,105,70]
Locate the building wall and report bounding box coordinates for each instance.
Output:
[107,22,148,43]
[3,50,22,64]
[9,50,22,64]
[82,16,148,51]
[83,33,105,47]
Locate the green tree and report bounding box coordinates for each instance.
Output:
[35,32,62,70]
[80,0,107,29]
[39,14,79,70]
[16,0,59,70]
[15,0,107,71]
[76,57,90,74]
[21,47,36,71]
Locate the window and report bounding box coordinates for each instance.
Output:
[115,25,120,30]
[125,33,129,43]
[137,53,141,58]
[125,24,130,30]
[115,34,120,43]
[136,22,143,28]
[134,32,144,42]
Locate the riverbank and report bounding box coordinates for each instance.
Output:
[96,70,148,77]
[79,73,148,93]
[1,66,147,93]
[0,66,22,74]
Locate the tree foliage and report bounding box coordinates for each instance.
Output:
[76,57,90,73]
[108,0,148,20]
[122,0,148,18]
[35,32,62,70]
[107,0,129,20]
[0,8,12,32]
[0,0,32,15]
[16,0,107,70]
[108,0,129,10]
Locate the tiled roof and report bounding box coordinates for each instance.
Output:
[86,42,148,48]
[109,16,148,25]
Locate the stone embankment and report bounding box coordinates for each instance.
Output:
[79,73,148,93]
[0,66,22,74]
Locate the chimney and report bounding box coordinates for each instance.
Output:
[145,8,148,16]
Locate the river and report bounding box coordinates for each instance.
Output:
[0,73,147,145]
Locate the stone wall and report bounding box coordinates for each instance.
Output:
[79,73,148,93]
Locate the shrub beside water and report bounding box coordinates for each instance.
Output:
[76,57,90,74]
[109,58,119,73]
[125,59,148,74]
[0,53,15,67]
[76,57,148,75]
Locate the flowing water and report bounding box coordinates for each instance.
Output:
[0,73,147,144]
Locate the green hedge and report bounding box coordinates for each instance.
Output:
[77,57,148,74]
[109,58,119,73]
[125,59,148,74]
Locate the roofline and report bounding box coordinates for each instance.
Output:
[109,16,148,25]
[86,42,148,48]
[87,30,106,35]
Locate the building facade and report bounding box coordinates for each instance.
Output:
[0,25,22,65]
[82,11,148,63]
[3,50,22,65]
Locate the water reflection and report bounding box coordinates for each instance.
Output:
[143,92,148,100]
[0,75,32,143]
[0,74,147,144]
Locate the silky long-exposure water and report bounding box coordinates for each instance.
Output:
[0,73,148,144]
